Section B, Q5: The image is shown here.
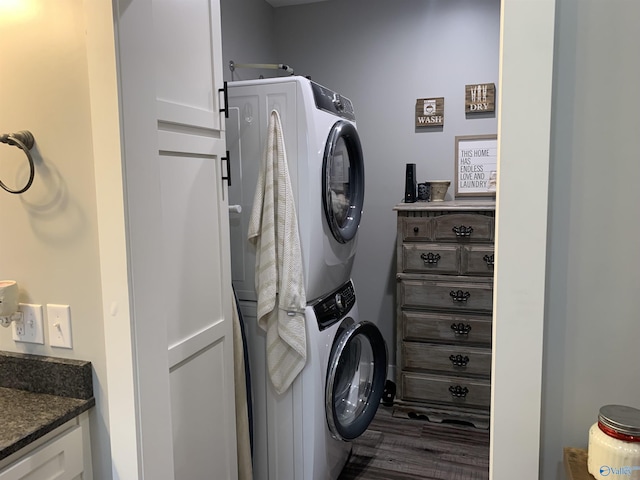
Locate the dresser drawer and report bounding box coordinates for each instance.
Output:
[432,214,494,242]
[400,278,493,312]
[402,342,491,377]
[400,217,432,241]
[401,244,458,274]
[460,245,494,276]
[401,372,491,409]
[402,311,492,346]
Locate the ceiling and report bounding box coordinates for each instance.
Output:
[265,0,329,7]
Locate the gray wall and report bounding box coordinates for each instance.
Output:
[220,0,640,477]
[273,0,500,372]
[541,0,640,477]
[221,0,500,378]
[221,0,278,82]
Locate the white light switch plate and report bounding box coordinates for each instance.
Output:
[47,304,73,349]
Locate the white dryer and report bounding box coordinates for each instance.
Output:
[226,76,365,303]
[239,280,387,480]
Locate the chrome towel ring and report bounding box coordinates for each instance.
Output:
[0,130,35,194]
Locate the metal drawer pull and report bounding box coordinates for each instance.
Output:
[483,254,494,266]
[450,290,471,302]
[221,151,231,186]
[449,354,470,367]
[452,225,474,237]
[420,252,441,264]
[218,81,229,118]
[451,323,472,335]
[449,385,469,398]
[413,226,420,233]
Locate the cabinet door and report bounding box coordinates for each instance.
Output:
[116,0,237,478]
[0,427,83,480]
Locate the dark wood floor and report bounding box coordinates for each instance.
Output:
[338,406,490,480]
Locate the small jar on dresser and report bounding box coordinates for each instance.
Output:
[393,199,495,429]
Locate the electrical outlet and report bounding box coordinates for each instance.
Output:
[47,304,73,349]
[12,304,45,344]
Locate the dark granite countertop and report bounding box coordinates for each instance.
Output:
[0,351,95,462]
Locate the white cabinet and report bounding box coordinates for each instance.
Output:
[0,426,83,480]
[0,413,91,480]
[111,0,237,477]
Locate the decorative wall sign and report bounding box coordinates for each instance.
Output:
[454,134,497,197]
[415,97,444,127]
[465,83,495,113]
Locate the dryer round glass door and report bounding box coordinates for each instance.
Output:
[322,120,365,244]
[325,319,387,441]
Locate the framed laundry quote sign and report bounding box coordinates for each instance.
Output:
[455,134,497,197]
[415,97,444,127]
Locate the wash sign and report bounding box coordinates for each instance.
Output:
[415,97,444,127]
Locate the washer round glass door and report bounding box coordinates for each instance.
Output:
[325,319,387,441]
[322,120,365,244]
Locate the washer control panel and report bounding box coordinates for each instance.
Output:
[311,81,356,121]
[313,280,356,331]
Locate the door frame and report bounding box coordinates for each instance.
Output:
[490,0,556,478]
[88,0,558,477]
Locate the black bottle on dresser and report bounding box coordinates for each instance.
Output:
[404,163,416,203]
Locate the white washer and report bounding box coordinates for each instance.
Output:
[239,280,387,480]
[227,76,365,303]
[226,77,382,480]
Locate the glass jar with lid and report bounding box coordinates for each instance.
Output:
[588,405,640,479]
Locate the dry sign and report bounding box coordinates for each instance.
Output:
[415,97,444,127]
[465,83,495,113]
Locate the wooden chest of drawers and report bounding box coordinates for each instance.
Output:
[394,200,495,428]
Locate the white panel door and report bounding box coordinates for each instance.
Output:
[115,0,237,478]
[152,1,237,479]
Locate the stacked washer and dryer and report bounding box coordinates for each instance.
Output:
[227,76,387,480]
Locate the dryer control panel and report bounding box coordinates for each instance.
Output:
[312,280,356,331]
[311,82,356,121]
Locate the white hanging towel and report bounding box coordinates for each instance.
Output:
[247,109,307,395]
